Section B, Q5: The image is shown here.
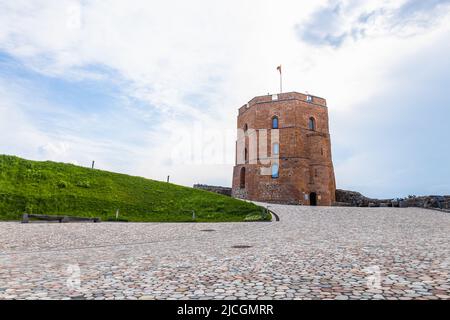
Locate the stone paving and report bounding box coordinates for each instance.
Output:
[0,205,449,300]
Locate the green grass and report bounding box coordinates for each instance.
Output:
[0,155,269,222]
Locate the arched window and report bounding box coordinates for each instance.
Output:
[243,123,248,132]
[244,148,248,163]
[308,117,316,131]
[240,167,246,188]
[272,116,279,129]
[273,143,279,155]
[271,163,279,178]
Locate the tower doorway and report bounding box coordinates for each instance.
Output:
[310,192,317,206]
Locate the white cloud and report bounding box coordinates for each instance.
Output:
[296,0,450,47]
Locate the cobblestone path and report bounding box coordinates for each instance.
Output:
[0,205,449,300]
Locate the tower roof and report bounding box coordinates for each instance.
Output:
[239,91,327,116]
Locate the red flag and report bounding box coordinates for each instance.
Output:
[277,65,282,74]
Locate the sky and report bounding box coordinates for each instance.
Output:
[0,0,449,198]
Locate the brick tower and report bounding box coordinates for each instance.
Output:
[231,92,336,206]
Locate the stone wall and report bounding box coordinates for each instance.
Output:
[334,189,450,210]
[401,195,450,210]
[193,184,232,197]
[334,189,384,207]
[231,187,248,200]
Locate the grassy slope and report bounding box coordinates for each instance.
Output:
[0,155,269,222]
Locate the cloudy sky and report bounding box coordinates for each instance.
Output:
[0,0,449,198]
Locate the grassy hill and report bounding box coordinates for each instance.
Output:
[0,155,269,222]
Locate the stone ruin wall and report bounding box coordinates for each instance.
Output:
[335,189,450,210]
[193,185,449,211]
[193,184,232,197]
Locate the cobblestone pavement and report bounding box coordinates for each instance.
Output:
[0,205,449,300]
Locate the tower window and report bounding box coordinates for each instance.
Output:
[271,163,279,178]
[272,116,279,129]
[240,167,246,188]
[243,123,248,132]
[306,95,313,102]
[273,143,279,155]
[244,148,248,163]
[308,117,316,131]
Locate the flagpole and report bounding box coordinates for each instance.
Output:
[280,71,282,93]
[277,65,282,93]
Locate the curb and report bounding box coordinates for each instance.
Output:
[268,209,280,222]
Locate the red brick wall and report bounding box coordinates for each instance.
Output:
[232,92,336,206]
